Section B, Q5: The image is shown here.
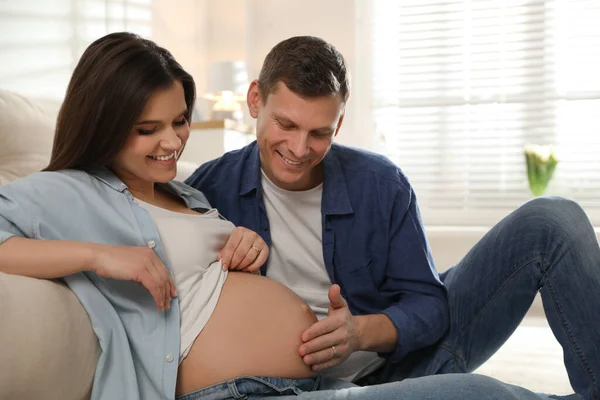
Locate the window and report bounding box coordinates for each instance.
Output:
[0,0,152,100]
[366,0,600,226]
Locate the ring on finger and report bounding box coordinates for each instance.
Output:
[330,345,337,359]
[250,245,261,254]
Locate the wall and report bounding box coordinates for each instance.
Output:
[247,0,366,149]
[152,0,210,116]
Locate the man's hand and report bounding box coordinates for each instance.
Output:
[299,284,361,371]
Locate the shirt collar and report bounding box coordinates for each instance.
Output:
[239,143,354,216]
[91,168,128,192]
[90,168,192,199]
[240,142,262,196]
[321,145,353,216]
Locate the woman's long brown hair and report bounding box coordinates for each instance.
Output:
[44,32,196,172]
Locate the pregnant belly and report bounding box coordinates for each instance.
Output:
[176,272,318,395]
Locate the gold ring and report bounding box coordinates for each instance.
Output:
[251,245,261,254]
[331,345,337,358]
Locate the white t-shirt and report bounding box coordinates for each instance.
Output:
[138,200,234,361]
[261,171,385,382]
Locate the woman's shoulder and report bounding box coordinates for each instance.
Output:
[3,169,100,203]
[9,169,92,189]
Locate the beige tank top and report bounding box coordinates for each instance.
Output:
[137,200,234,361]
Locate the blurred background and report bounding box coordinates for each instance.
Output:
[2,0,599,232]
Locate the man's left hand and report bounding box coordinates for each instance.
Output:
[299,284,360,371]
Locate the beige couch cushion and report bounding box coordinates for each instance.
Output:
[0,272,98,400]
[0,91,99,398]
[0,90,58,184]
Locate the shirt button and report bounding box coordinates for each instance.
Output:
[165,354,174,363]
[147,240,156,249]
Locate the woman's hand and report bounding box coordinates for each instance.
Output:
[89,244,177,311]
[218,227,269,273]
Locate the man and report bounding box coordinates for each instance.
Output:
[186,36,600,400]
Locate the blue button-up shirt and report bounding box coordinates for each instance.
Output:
[186,142,449,363]
[0,169,213,400]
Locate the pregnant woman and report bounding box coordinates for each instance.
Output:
[0,32,318,400]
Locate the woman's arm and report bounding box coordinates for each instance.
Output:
[0,237,177,311]
[0,175,175,310]
[0,237,96,278]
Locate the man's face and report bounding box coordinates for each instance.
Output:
[247,81,345,191]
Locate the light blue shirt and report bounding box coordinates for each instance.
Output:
[0,168,213,400]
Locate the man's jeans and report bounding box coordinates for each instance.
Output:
[356,196,600,400]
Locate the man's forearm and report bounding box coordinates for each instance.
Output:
[355,314,398,353]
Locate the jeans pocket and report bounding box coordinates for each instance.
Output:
[232,376,320,397]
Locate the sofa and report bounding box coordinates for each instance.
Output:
[0,90,99,400]
[0,90,199,399]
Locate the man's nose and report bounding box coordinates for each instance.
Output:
[288,133,310,158]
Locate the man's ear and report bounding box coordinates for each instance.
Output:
[334,112,345,137]
[247,80,261,119]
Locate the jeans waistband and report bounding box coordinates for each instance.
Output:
[176,375,321,400]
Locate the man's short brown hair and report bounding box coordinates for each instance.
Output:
[258,36,350,104]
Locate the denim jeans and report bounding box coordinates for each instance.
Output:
[176,376,320,399]
[355,197,599,400]
[301,374,579,400]
[176,374,575,400]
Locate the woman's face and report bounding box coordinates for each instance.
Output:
[111,80,190,188]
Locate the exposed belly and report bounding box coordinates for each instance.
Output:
[176,272,318,395]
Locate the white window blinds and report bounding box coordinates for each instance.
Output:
[369,0,600,226]
[0,0,152,100]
